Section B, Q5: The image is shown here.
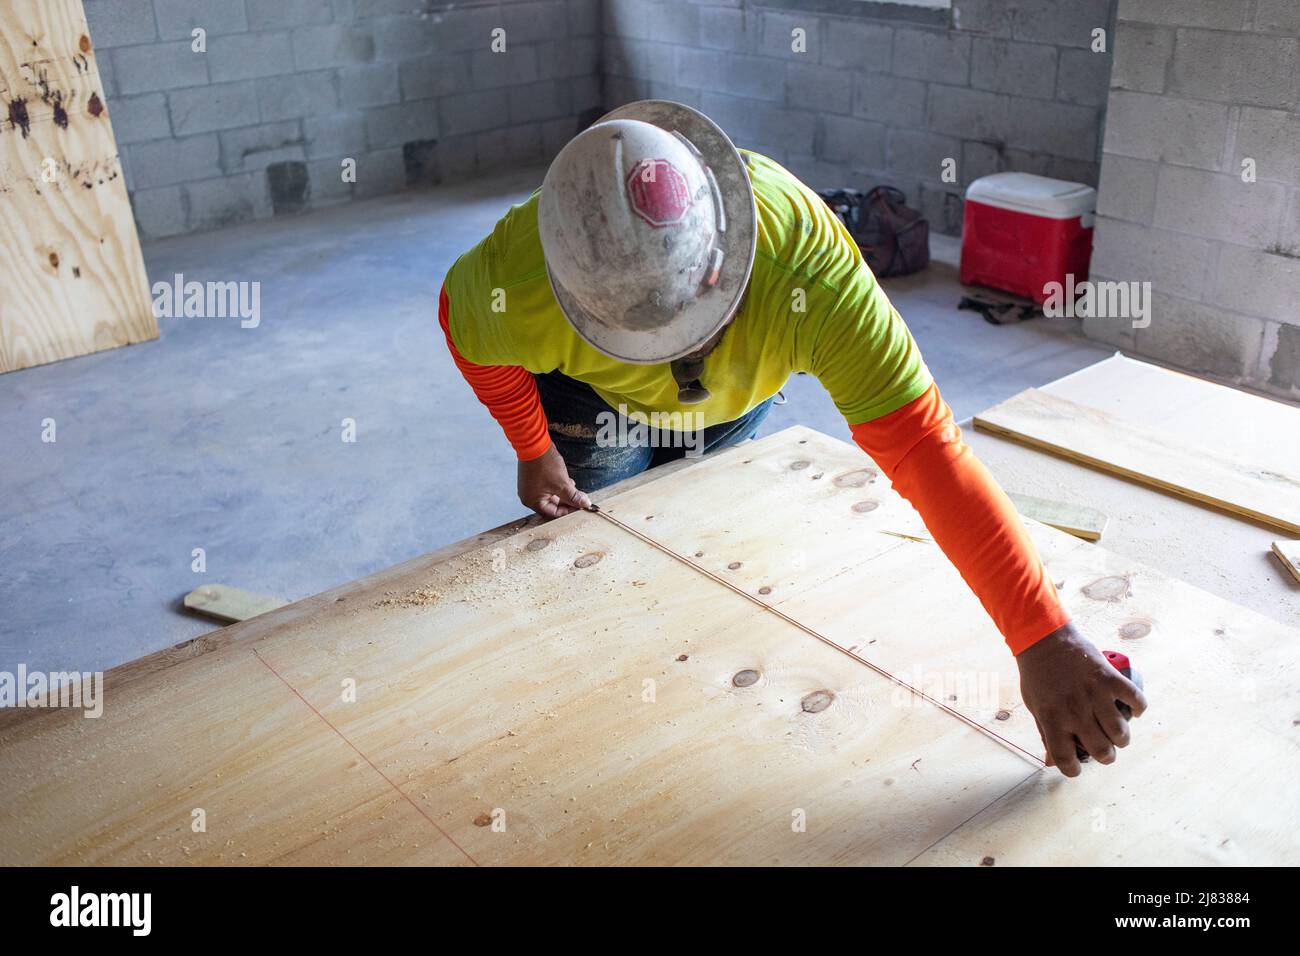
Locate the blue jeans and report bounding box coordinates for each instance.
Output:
[535,370,775,492]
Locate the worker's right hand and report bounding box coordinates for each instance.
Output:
[518,443,591,518]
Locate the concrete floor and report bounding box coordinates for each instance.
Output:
[0,167,1114,676]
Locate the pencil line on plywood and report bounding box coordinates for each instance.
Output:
[252,647,482,867]
[586,505,1046,768]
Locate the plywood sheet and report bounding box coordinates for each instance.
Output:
[974,388,1300,535]
[0,0,157,373]
[1,426,1297,866]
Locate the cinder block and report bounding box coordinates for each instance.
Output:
[919,183,965,236]
[431,7,501,54]
[1055,48,1110,106]
[477,123,545,173]
[508,78,573,124]
[304,111,369,158]
[854,74,927,127]
[755,11,820,63]
[1110,22,1172,94]
[887,129,962,183]
[220,121,307,172]
[255,72,339,123]
[542,115,583,156]
[503,2,570,44]
[171,81,261,134]
[1117,0,1251,30]
[338,63,401,109]
[1011,0,1113,49]
[129,185,187,238]
[1003,147,1053,177]
[699,8,750,54]
[1006,97,1098,161]
[700,92,816,156]
[400,54,471,100]
[783,154,851,191]
[927,85,1009,142]
[154,0,249,40]
[246,0,333,31]
[106,92,172,144]
[1210,244,1300,323]
[115,40,208,93]
[184,171,272,231]
[680,51,783,101]
[641,40,680,85]
[1169,29,1299,110]
[83,0,158,48]
[351,148,407,198]
[1132,292,1266,380]
[970,37,1058,99]
[649,3,700,46]
[471,46,540,89]
[129,132,220,187]
[1049,156,1100,186]
[536,37,600,80]
[1154,166,1284,247]
[365,100,439,147]
[1102,91,1229,169]
[1096,154,1158,224]
[292,23,377,71]
[603,36,647,78]
[209,33,296,83]
[821,18,892,71]
[818,114,886,167]
[1284,190,1300,251]
[951,0,1014,38]
[603,0,651,41]
[571,72,601,113]
[356,0,419,17]
[567,0,600,38]
[266,160,310,214]
[961,140,1003,184]
[786,62,852,115]
[440,89,510,136]
[893,28,971,85]
[1236,107,1300,185]
[1254,0,1300,36]
[305,157,354,206]
[1090,217,1215,298]
[1264,323,1300,396]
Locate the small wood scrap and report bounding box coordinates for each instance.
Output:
[1272,541,1300,585]
[1007,492,1108,541]
[958,294,1041,325]
[183,584,288,624]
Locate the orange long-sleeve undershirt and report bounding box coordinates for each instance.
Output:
[438,287,1068,655]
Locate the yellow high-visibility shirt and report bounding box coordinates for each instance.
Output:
[443,150,931,428]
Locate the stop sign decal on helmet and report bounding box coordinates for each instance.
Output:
[626,159,693,227]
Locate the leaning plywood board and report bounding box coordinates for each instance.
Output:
[973,389,1300,535]
[2,426,1298,865]
[0,0,157,373]
[1274,541,1300,585]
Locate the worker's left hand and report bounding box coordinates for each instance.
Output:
[1016,622,1147,777]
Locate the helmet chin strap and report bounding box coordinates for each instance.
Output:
[670,355,711,404]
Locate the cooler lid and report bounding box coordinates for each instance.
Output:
[965,172,1096,220]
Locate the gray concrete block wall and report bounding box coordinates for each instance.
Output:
[601,0,1117,236]
[1087,1,1300,401]
[85,0,601,238]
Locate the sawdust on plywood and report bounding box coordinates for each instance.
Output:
[373,586,443,609]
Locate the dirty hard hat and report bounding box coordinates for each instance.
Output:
[538,100,757,365]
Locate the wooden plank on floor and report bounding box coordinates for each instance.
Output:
[0,0,157,373]
[1273,541,1300,585]
[184,584,289,624]
[973,389,1300,535]
[1007,491,1108,541]
[1,426,1297,865]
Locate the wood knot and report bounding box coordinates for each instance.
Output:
[758,586,772,595]
[676,654,688,662]
[995,710,1010,721]
[525,537,551,552]
[851,500,879,514]
[801,689,834,713]
[573,551,603,568]
[833,468,877,488]
[980,856,995,867]
[1082,575,1130,602]
[1119,620,1151,640]
[727,561,742,570]
[732,669,760,688]
[473,813,492,827]
[789,460,810,470]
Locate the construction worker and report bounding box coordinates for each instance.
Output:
[439,100,1147,778]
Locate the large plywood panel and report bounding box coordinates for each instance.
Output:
[0,0,156,373]
[1,427,1296,865]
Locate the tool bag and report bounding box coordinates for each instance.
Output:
[818,186,930,278]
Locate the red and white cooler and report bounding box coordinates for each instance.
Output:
[959,172,1096,305]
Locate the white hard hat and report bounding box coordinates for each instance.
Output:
[538,100,757,365]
